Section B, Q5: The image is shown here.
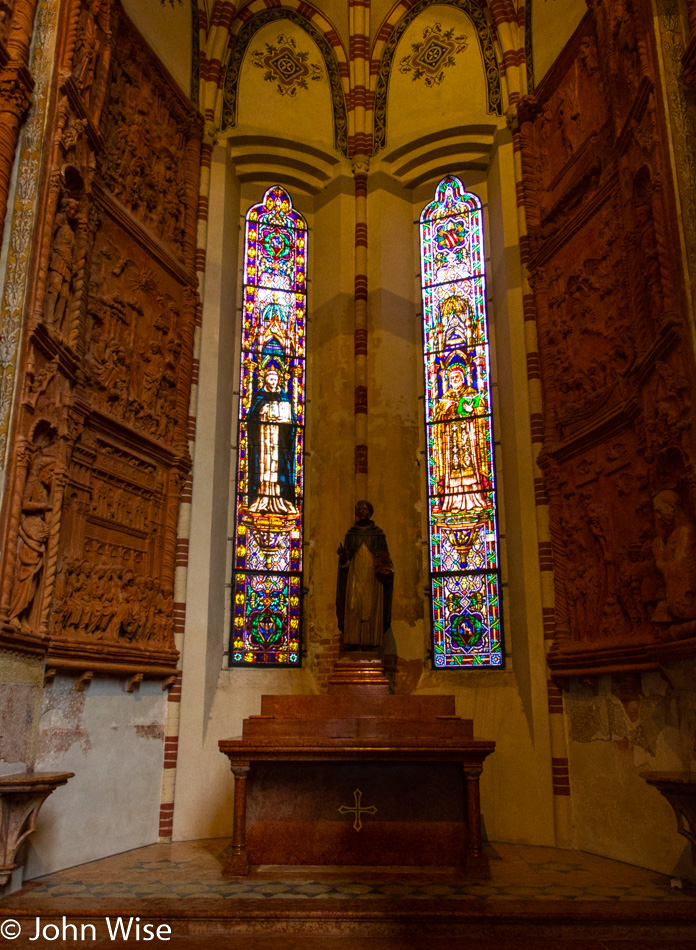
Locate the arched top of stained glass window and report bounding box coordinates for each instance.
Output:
[230,184,307,667]
[419,174,503,668]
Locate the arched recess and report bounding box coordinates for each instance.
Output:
[372,0,503,154]
[221,7,349,156]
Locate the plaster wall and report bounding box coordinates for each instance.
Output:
[0,650,44,774]
[121,0,192,97]
[565,666,696,878]
[26,676,167,877]
[531,0,587,85]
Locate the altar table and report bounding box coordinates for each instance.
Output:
[219,664,495,877]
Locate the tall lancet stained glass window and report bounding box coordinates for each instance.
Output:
[230,186,306,666]
[420,176,503,668]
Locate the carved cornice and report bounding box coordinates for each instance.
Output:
[528,169,619,271]
[0,622,48,657]
[46,641,178,676]
[92,178,198,288]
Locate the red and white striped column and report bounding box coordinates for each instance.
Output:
[348,0,370,498]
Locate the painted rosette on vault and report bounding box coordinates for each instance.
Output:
[420,176,503,668]
[231,185,306,666]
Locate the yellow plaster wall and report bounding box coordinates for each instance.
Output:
[121,0,192,97]
[237,20,336,153]
[386,7,489,153]
[531,0,587,86]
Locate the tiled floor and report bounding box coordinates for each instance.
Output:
[2,840,695,948]
[9,838,694,902]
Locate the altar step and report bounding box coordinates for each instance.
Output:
[4,893,696,943]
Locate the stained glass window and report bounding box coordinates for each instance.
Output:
[230,185,306,666]
[420,176,503,668]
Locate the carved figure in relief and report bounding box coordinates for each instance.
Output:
[44,197,79,332]
[337,501,394,651]
[8,453,56,629]
[652,490,696,625]
[140,341,165,405]
[433,364,488,512]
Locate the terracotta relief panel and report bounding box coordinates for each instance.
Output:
[99,17,198,266]
[0,1,202,675]
[519,0,696,678]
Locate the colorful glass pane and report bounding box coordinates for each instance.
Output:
[230,185,306,666]
[420,176,503,668]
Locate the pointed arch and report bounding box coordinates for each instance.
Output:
[221,4,349,156]
[371,0,503,154]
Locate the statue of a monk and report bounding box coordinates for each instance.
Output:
[336,500,394,651]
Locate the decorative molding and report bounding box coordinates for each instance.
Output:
[221,7,349,156]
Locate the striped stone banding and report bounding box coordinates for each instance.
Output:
[355,385,367,413]
[163,735,179,768]
[187,415,197,441]
[523,292,536,322]
[355,444,368,474]
[526,351,541,380]
[534,476,547,506]
[354,274,368,301]
[552,757,571,796]
[542,606,555,640]
[158,802,174,836]
[354,328,367,355]
[172,602,186,635]
[530,412,544,443]
[547,679,564,714]
[167,671,183,703]
[538,540,553,571]
[175,538,190,568]
[354,222,368,247]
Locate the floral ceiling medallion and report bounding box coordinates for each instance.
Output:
[251,34,323,96]
[399,22,468,87]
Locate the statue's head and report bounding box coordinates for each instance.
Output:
[653,490,682,528]
[355,500,373,523]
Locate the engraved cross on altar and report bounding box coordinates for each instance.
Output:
[338,788,377,831]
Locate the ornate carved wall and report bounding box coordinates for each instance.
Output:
[0,0,202,678]
[518,0,696,679]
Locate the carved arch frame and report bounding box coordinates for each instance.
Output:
[221,8,349,157]
[372,0,503,154]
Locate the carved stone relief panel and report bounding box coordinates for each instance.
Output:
[520,0,696,676]
[85,212,188,449]
[49,431,176,660]
[0,1,201,675]
[98,11,200,266]
[538,192,636,435]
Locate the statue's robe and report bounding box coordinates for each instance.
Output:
[336,520,394,648]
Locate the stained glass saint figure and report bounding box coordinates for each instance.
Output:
[420,175,503,668]
[230,185,306,666]
[248,362,297,514]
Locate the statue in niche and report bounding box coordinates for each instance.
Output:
[247,360,297,515]
[433,361,488,513]
[336,501,394,652]
[44,196,80,333]
[8,452,56,629]
[652,490,696,629]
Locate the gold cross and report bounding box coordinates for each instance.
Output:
[337,788,377,831]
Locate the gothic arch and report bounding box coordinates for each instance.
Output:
[371,0,503,154]
[221,6,349,156]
